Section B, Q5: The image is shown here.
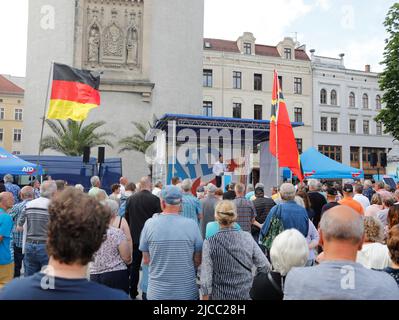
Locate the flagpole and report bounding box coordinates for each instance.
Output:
[275,71,280,188]
[36,61,54,180]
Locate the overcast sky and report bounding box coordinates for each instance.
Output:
[0,0,394,76]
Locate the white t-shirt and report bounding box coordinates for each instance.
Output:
[353,194,370,211]
[152,187,162,198]
[212,161,227,176]
[356,242,391,270]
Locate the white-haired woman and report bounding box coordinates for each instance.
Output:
[200,201,270,300]
[90,199,132,293]
[250,229,309,300]
[356,216,391,270]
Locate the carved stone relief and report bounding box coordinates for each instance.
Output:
[82,0,143,71]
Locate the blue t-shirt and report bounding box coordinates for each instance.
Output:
[139,214,203,300]
[0,210,13,265]
[0,273,129,300]
[205,221,241,239]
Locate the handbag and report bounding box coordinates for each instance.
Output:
[261,215,284,252]
[250,270,284,300]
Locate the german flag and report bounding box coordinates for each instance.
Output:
[47,63,101,121]
[269,70,304,182]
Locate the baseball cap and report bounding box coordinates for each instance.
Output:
[161,185,183,205]
[343,184,353,193]
[255,187,265,196]
[327,187,338,196]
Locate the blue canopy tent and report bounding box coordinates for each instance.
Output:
[0,147,43,176]
[297,147,364,180]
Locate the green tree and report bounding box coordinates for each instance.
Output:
[118,122,153,154]
[40,119,114,156]
[376,3,399,139]
[118,121,156,176]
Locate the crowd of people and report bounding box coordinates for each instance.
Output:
[0,174,399,300]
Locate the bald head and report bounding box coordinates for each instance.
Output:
[320,205,364,245]
[20,186,35,200]
[120,177,128,186]
[0,192,14,211]
[139,176,152,191]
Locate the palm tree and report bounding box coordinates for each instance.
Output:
[118,121,156,176]
[40,119,114,156]
[118,122,153,154]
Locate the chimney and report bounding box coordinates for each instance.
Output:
[310,49,315,58]
[365,65,371,72]
[339,53,345,66]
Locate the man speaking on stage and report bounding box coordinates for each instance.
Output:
[212,155,227,188]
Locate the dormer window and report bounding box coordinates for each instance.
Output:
[244,42,252,55]
[284,48,292,59]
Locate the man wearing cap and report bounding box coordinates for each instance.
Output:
[339,184,364,215]
[321,187,340,216]
[223,183,236,200]
[139,185,203,300]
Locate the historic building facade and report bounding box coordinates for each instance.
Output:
[311,51,392,178]
[203,33,313,155]
[23,0,204,180]
[0,75,25,155]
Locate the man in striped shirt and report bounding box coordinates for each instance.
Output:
[233,183,261,232]
[17,180,57,276]
[181,179,202,224]
[9,186,34,278]
[140,185,203,300]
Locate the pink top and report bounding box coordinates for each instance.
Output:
[365,204,383,218]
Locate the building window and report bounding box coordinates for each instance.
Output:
[12,151,21,155]
[0,129,3,142]
[349,119,356,134]
[254,74,262,91]
[278,76,283,91]
[319,145,342,162]
[376,95,382,110]
[13,129,22,142]
[294,78,302,94]
[350,147,360,163]
[362,147,386,169]
[321,117,328,131]
[296,139,303,154]
[320,89,327,104]
[203,101,213,117]
[254,105,262,120]
[294,107,303,123]
[0,108,4,120]
[233,103,242,119]
[331,118,338,132]
[244,42,252,55]
[376,122,383,136]
[363,120,370,135]
[331,90,337,106]
[203,69,213,87]
[15,109,23,121]
[284,48,292,60]
[362,94,369,109]
[349,92,356,108]
[233,71,242,89]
